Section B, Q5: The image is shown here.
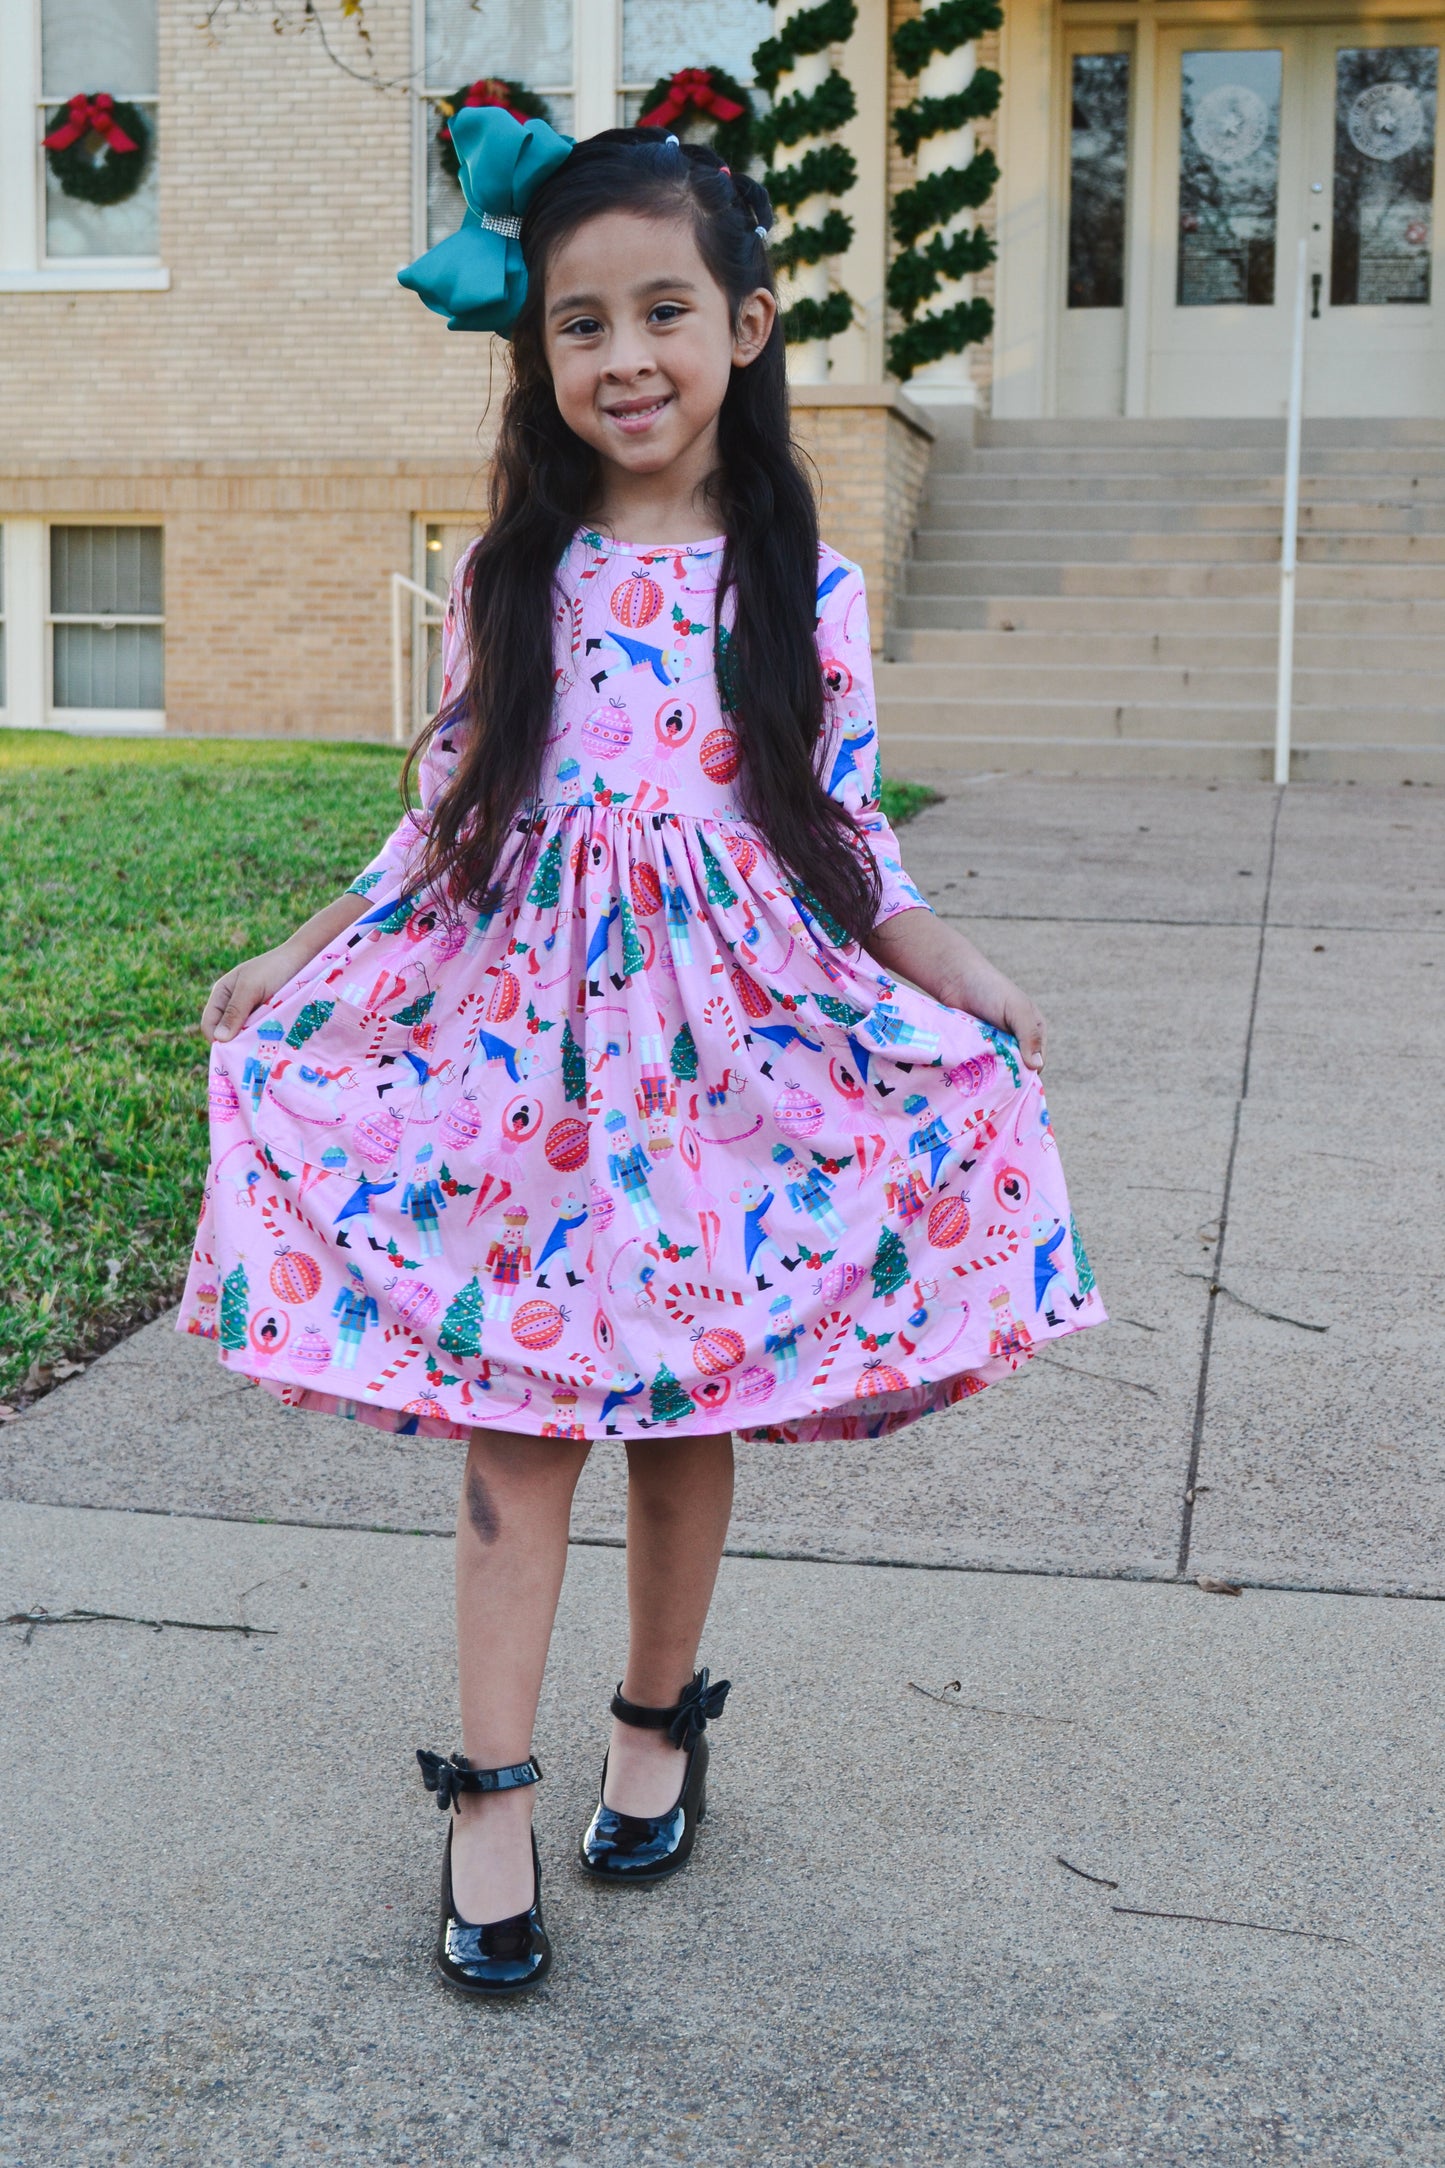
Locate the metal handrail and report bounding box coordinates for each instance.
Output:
[391,571,446,747]
[1274,238,1308,788]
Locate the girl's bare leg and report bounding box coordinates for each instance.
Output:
[450,1427,591,1923]
[602,1431,735,1816]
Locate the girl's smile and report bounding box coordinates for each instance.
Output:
[543,210,773,540]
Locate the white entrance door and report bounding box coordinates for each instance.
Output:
[1147,23,1443,415]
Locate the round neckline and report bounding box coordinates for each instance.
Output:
[579,528,726,557]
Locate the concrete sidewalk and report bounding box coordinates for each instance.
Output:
[3,777,1443,2163]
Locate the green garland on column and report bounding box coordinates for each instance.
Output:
[754,0,859,345]
[888,0,1003,380]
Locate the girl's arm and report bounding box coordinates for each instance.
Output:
[863,909,1046,1074]
[813,554,1046,1074]
[202,890,367,1045]
[201,542,480,1050]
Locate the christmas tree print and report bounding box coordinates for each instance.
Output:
[814,992,868,1029]
[372,895,417,938]
[527,832,565,909]
[561,1018,586,1106]
[618,891,645,980]
[348,868,383,895]
[669,1022,698,1082]
[979,1021,1021,1086]
[1070,1215,1096,1299]
[699,835,738,910]
[649,1362,694,1425]
[438,1276,485,1361]
[870,1225,909,1301]
[219,1262,250,1352]
[393,990,436,1028]
[797,886,847,947]
[285,999,336,1049]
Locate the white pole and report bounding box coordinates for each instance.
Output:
[1274,238,1307,787]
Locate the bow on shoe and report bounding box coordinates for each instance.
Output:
[417,1748,473,1812]
[669,1668,732,1750]
[398,104,574,335]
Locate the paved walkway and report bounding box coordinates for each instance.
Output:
[3,778,1442,2163]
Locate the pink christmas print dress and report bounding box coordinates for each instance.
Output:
[178,532,1105,1441]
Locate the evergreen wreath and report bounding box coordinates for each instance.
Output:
[637,65,756,168]
[436,79,553,182]
[887,0,1003,380]
[752,0,859,346]
[43,92,150,208]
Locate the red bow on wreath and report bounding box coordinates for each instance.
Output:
[640,67,746,131]
[43,91,140,155]
[440,78,532,139]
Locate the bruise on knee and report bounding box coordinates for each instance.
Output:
[465,1463,500,1544]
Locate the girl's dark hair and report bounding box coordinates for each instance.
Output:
[406,126,880,943]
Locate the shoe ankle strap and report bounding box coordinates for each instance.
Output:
[610,1667,731,1750]
[416,1748,543,1812]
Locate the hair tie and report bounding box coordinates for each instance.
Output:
[718,163,731,176]
[756,225,769,240]
[665,134,679,147]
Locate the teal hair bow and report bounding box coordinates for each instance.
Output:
[398,105,575,334]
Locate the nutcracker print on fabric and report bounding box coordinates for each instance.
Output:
[179,538,1105,1440]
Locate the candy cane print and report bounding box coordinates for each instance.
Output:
[260,1193,328,1247]
[365,1332,425,1393]
[809,1309,854,1397]
[953,1223,1022,1273]
[702,993,742,1053]
[466,1172,513,1225]
[852,1133,887,1185]
[662,1279,747,1326]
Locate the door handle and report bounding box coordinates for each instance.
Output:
[1310,272,1322,319]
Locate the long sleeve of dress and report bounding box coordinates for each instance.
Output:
[814,554,930,927]
[346,548,475,900]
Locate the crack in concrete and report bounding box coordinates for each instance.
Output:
[1176,787,1287,1578]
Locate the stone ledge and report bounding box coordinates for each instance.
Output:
[788,382,935,439]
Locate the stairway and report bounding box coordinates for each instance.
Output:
[877,418,1445,784]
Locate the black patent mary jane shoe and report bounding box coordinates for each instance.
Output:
[578,1668,731,1887]
[417,1748,551,1998]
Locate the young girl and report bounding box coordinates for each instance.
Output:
[181,113,1104,1999]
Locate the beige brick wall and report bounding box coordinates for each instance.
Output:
[792,392,933,640]
[0,4,942,733]
[1,0,497,464]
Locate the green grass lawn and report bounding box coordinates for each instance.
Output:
[0,732,939,1404]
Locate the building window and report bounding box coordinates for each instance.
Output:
[50,526,164,715]
[40,0,159,260]
[619,0,772,128]
[422,0,575,246]
[1177,49,1282,308]
[0,0,164,284]
[1067,55,1131,309]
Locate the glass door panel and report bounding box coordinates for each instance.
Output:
[1330,45,1437,306]
[1057,28,1133,415]
[1177,49,1283,306]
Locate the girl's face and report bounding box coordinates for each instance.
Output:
[542,210,774,485]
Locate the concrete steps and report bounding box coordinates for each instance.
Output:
[880,419,1445,782]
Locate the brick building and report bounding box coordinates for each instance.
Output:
[4,0,1440,774]
[0,0,952,741]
